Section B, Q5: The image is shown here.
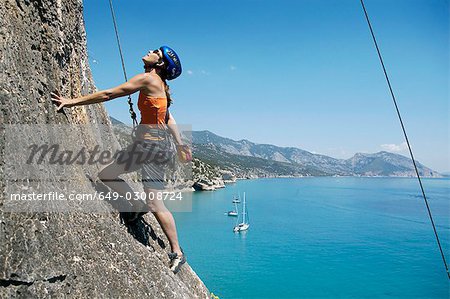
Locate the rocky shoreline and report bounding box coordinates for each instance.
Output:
[190,172,447,192]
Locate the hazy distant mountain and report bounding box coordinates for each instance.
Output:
[192,130,441,178]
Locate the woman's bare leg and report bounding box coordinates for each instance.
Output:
[98,159,147,211]
[98,160,135,196]
[146,188,182,256]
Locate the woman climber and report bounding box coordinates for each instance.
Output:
[51,46,191,274]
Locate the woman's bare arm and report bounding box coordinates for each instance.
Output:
[51,74,149,111]
[167,112,183,145]
[168,113,192,162]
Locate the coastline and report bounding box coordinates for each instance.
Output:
[192,174,447,192]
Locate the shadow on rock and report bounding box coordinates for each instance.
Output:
[122,217,166,250]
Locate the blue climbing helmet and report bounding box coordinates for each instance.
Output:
[159,45,182,80]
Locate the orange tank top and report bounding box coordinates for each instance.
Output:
[137,92,168,125]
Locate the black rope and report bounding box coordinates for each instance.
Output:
[108,0,138,128]
[360,0,449,279]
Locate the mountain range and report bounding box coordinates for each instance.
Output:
[191,131,440,178]
[110,117,440,178]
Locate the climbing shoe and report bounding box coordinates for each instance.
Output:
[168,249,186,274]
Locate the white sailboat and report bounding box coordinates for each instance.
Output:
[227,193,240,216]
[233,192,249,232]
[227,200,238,217]
[232,193,241,204]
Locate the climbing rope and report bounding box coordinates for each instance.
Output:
[108,0,138,128]
[359,0,449,279]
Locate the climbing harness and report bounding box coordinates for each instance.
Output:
[360,0,449,279]
[108,0,138,128]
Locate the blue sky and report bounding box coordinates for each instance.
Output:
[83,0,449,172]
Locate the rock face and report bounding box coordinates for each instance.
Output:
[0,0,209,298]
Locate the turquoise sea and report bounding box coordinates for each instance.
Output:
[174,177,450,298]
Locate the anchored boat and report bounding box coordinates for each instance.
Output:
[233,192,249,232]
[232,194,241,204]
[227,194,240,216]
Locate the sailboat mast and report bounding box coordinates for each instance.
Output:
[243,192,246,223]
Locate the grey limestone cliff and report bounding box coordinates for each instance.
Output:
[0,0,209,298]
